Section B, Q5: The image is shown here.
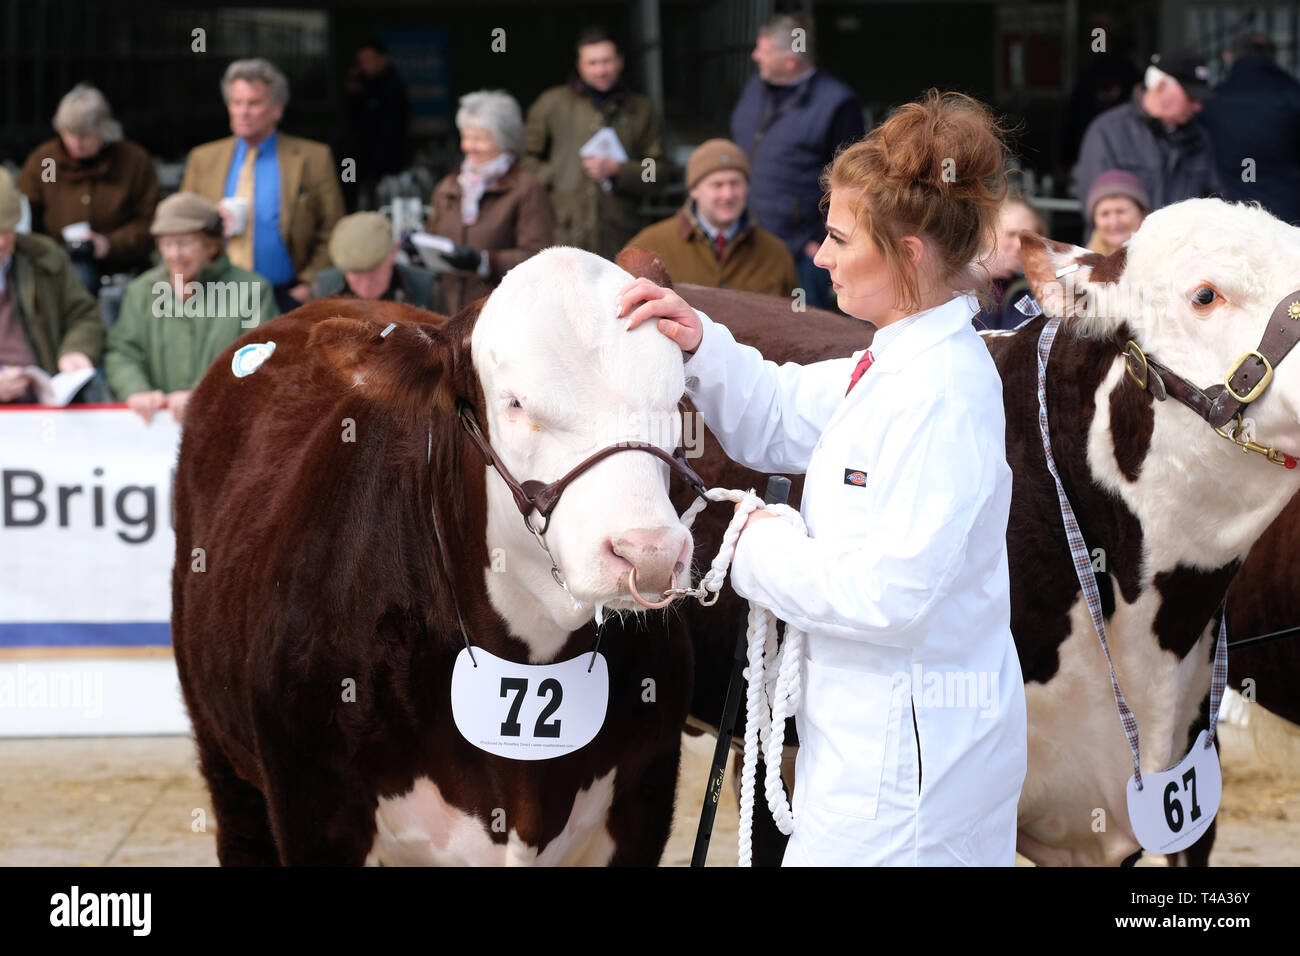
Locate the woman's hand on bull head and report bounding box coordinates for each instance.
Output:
[615,278,703,355]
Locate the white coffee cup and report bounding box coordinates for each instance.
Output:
[61,221,92,242]
[219,197,250,236]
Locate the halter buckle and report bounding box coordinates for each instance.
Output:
[1123,340,1149,391]
[1224,350,1274,404]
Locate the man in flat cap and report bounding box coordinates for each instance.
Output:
[313,212,443,311]
[0,168,103,405]
[105,191,278,424]
[626,139,795,297]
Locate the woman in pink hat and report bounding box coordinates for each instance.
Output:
[1085,169,1150,256]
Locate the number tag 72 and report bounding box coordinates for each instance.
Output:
[450,646,609,761]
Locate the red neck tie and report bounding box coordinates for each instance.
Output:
[714,233,727,261]
[845,350,875,395]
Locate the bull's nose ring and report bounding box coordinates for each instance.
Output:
[627,567,676,610]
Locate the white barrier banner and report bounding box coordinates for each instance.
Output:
[0,406,180,651]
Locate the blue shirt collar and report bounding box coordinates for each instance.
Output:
[235,130,278,157]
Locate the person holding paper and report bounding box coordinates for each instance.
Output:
[522,26,664,259]
[425,91,554,314]
[0,169,102,405]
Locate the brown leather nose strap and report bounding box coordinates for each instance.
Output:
[457,400,707,524]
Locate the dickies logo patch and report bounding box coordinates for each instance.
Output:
[843,469,868,487]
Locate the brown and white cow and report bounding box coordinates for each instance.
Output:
[173,246,709,866]
[968,199,1300,864]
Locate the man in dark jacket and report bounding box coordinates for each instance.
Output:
[1200,34,1300,226]
[731,13,864,310]
[1075,51,1221,240]
[345,39,410,210]
[0,169,103,405]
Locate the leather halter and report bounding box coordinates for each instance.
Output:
[1118,288,1300,466]
[456,398,708,534]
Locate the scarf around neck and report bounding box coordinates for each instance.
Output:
[458,152,515,226]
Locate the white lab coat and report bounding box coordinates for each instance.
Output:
[684,293,1028,866]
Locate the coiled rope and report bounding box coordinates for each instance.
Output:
[680,488,806,867]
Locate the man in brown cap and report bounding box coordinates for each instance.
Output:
[626,139,795,297]
[105,191,278,423]
[313,212,443,311]
[0,168,103,404]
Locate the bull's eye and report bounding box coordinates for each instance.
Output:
[1192,286,1218,307]
[509,398,522,409]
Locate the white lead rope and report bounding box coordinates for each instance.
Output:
[680,488,806,867]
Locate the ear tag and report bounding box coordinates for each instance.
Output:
[232,341,276,377]
[1055,263,1081,278]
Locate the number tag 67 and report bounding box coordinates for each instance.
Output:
[450,646,609,761]
[1125,729,1223,854]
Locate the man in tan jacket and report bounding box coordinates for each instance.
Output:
[180,58,344,312]
[627,140,796,297]
[522,27,664,260]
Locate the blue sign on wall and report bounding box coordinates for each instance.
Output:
[380,26,451,120]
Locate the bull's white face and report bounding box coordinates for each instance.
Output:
[472,247,694,654]
[1029,199,1300,459]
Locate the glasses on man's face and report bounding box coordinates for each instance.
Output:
[158,236,203,254]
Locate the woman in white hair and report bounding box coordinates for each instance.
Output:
[425,90,554,313]
[18,83,160,290]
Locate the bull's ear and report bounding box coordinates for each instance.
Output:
[1020,230,1129,325]
[308,316,456,419]
[616,245,674,288]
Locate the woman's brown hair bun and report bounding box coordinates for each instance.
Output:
[823,89,1011,311]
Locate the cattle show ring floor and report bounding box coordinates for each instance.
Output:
[3,691,1298,866]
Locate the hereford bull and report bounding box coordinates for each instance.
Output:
[173,246,712,866]
[995,199,1300,864]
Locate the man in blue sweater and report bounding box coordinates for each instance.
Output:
[1200,34,1300,226]
[731,13,864,311]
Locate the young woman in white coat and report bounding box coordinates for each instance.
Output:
[617,90,1028,866]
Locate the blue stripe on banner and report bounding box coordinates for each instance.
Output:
[0,622,172,647]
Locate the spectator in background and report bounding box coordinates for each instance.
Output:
[627,139,795,297]
[429,91,554,314]
[1200,34,1300,226]
[180,58,344,313]
[1075,50,1219,240]
[731,13,864,311]
[973,195,1044,331]
[18,84,159,292]
[1059,26,1142,181]
[344,39,410,211]
[522,27,663,259]
[0,168,103,404]
[105,192,277,424]
[1085,170,1148,256]
[313,212,443,311]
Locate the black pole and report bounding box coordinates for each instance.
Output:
[691,475,790,868]
[1228,622,1300,651]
